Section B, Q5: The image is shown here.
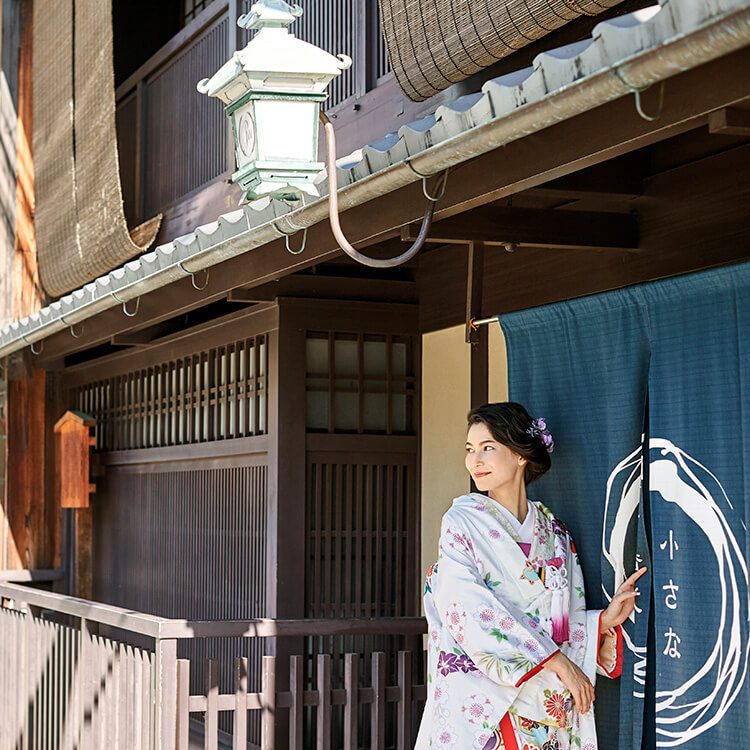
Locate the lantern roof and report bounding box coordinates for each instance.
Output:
[197,0,351,104]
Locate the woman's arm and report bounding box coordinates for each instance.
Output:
[595,567,646,678]
[431,512,560,688]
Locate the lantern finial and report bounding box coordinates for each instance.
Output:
[237,0,303,30]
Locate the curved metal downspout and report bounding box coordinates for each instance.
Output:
[320,111,448,268]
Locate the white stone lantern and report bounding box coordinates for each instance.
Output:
[197,0,351,203]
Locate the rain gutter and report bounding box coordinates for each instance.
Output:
[2,1,749,359]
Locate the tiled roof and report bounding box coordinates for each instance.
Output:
[2,0,749,358]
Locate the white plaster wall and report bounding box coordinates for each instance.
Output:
[420,323,509,606]
[420,325,470,592]
[488,322,509,403]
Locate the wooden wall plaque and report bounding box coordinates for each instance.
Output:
[54,411,95,509]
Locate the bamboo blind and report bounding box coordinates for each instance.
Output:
[33,0,161,298]
[378,0,625,101]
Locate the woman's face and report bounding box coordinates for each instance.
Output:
[465,421,526,493]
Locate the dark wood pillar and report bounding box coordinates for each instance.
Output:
[465,242,488,408]
[266,301,307,748]
[6,354,46,569]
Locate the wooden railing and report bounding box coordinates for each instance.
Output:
[115,0,389,228]
[0,581,426,749]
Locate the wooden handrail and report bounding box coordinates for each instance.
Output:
[0,569,65,582]
[0,581,426,639]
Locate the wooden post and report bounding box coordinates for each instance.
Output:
[343,653,359,750]
[176,659,190,750]
[370,652,385,750]
[233,657,248,750]
[397,650,412,750]
[288,655,303,750]
[205,659,219,750]
[316,653,331,750]
[261,655,276,750]
[155,638,178,750]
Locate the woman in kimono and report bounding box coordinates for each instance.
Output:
[415,402,646,750]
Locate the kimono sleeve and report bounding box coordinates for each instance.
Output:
[431,512,559,688]
[563,527,623,681]
[582,611,623,679]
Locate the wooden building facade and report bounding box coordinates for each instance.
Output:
[0,0,749,747]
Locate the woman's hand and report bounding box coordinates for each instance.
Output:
[543,652,595,714]
[600,567,648,631]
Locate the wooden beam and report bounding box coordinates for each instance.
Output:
[227,275,417,304]
[110,330,158,347]
[402,206,639,250]
[525,157,644,200]
[419,143,750,332]
[34,48,750,367]
[708,107,750,136]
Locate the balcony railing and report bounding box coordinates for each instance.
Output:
[115,0,389,228]
[0,581,426,749]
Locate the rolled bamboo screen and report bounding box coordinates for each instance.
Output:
[378,0,625,101]
[33,0,161,298]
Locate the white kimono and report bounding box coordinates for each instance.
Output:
[415,493,621,750]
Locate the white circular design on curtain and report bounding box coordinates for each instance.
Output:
[602,439,749,746]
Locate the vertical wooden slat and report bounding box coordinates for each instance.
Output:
[374,465,383,617]
[261,655,275,750]
[327,332,335,433]
[288,654,303,750]
[205,659,219,750]
[316,653,331,750]
[313,461,323,617]
[384,463,394,616]
[123,645,133,750]
[233,656,247,750]
[343,653,359,750]
[356,332,364,432]
[0,613,5,742]
[32,614,40,750]
[344,459,354,618]
[334,463,344,616]
[103,637,114,747]
[176,659,190,750]
[370,651,385,750]
[386,334,393,434]
[363,463,373,617]
[397,650,412,750]
[79,619,94,750]
[157,638,178,750]
[65,624,75,750]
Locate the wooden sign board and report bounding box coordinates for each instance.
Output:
[54,411,96,509]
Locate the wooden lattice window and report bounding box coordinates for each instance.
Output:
[73,335,267,451]
[305,331,417,434]
[182,0,216,25]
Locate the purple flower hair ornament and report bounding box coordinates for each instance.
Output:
[527,417,554,453]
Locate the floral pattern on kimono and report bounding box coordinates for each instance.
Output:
[415,493,622,750]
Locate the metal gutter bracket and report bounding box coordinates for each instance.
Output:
[613,68,665,122]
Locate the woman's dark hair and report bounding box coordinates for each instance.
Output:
[467,402,551,485]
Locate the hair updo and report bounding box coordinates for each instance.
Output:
[467,402,551,485]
